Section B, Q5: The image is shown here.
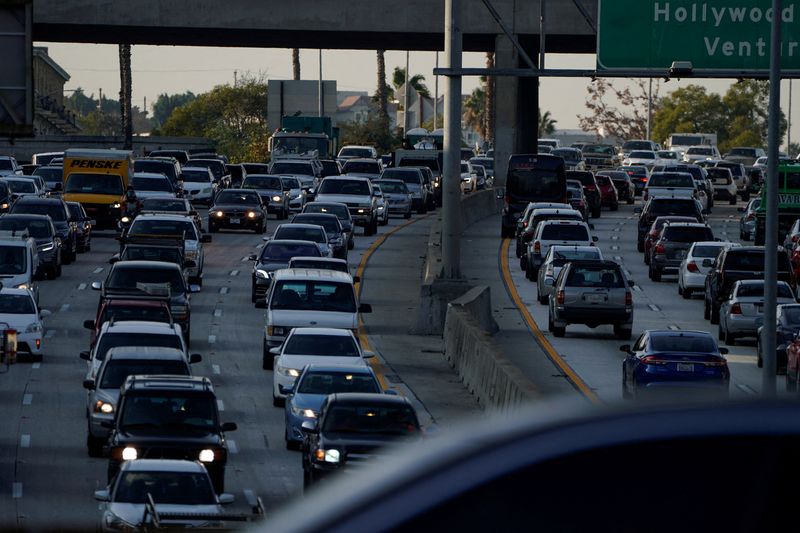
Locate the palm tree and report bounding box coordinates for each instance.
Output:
[538,109,557,136]
[483,52,495,147]
[392,67,431,99]
[292,49,300,80]
[376,50,388,118]
[463,87,486,135]
[118,44,132,149]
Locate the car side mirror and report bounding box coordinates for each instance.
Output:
[82,379,95,390]
[494,187,505,199]
[544,278,554,287]
[39,309,51,319]
[189,284,201,293]
[592,236,599,242]
[619,344,631,353]
[108,255,119,264]
[278,384,294,395]
[189,353,202,364]
[248,254,258,261]
[702,259,713,268]
[719,347,729,355]
[255,298,267,309]
[53,182,63,192]
[269,347,281,356]
[221,422,237,432]
[634,207,642,214]
[218,493,235,505]
[184,260,197,268]
[200,234,212,243]
[358,303,372,313]
[301,420,318,433]
[363,351,376,359]
[83,319,95,330]
[352,275,360,283]
[94,490,110,502]
[79,350,90,361]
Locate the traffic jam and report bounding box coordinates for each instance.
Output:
[0,138,493,530]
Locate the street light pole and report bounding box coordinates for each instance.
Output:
[441,0,462,279]
[763,0,782,396]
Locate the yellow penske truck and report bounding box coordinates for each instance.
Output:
[63,149,133,229]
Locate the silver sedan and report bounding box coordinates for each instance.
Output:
[536,245,603,305]
[719,280,797,345]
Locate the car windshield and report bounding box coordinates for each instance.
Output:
[706,168,732,183]
[244,176,283,190]
[270,162,314,176]
[114,471,215,505]
[729,148,756,156]
[735,283,793,298]
[261,242,321,262]
[782,307,800,325]
[692,245,725,258]
[541,225,589,241]
[275,226,324,242]
[0,294,35,314]
[595,176,612,186]
[376,181,409,194]
[382,170,421,185]
[651,335,716,353]
[319,161,340,177]
[298,372,379,394]
[6,180,35,193]
[582,145,614,155]
[662,226,713,242]
[343,161,380,174]
[0,218,51,238]
[650,201,699,216]
[0,247,26,275]
[215,191,259,205]
[688,147,714,155]
[270,280,356,312]
[471,158,494,170]
[726,251,790,270]
[649,174,694,188]
[101,304,171,324]
[623,141,652,151]
[132,177,173,192]
[305,204,348,219]
[293,216,339,235]
[12,202,67,221]
[33,167,62,182]
[121,245,182,264]
[96,333,183,362]
[322,404,419,435]
[120,393,216,430]
[629,151,655,159]
[180,170,211,183]
[187,160,224,179]
[134,161,178,181]
[106,267,185,294]
[281,177,300,189]
[551,149,580,161]
[100,360,189,389]
[283,334,359,357]
[340,148,373,158]
[317,179,371,195]
[129,219,197,240]
[64,173,124,195]
[141,198,188,212]
[566,266,624,288]
[67,204,83,219]
[551,249,601,265]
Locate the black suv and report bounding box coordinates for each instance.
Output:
[566,171,601,218]
[104,375,236,492]
[704,246,795,324]
[10,196,78,263]
[301,393,421,489]
[208,189,267,233]
[635,198,705,250]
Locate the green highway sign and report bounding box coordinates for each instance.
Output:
[597,0,800,71]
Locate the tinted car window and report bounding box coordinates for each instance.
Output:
[284,334,359,356]
[649,200,700,216]
[244,176,283,189]
[96,333,183,361]
[0,246,26,275]
[726,251,790,270]
[0,294,35,314]
[297,372,380,394]
[215,191,260,205]
[102,305,170,324]
[100,360,189,388]
[129,219,197,240]
[651,335,715,352]
[318,179,370,195]
[64,173,123,195]
[261,242,321,261]
[120,393,215,429]
[692,245,725,258]
[140,198,188,212]
[11,201,67,221]
[304,204,349,219]
[293,216,339,235]
[132,177,173,192]
[343,161,380,174]
[662,226,714,242]
[649,174,695,188]
[274,226,324,242]
[541,225,589,240]
[0,218,52,238]
[115,472,214,505]
[322,404,419,434]
[783,307,800,324]
[566,266,624,288]
[270,162,314,176]
[736,283,793,298]
[106,267,185,293]
[180,170,211,183]
[270,280,355,312]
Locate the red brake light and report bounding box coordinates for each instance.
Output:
[625,291,633,306]
[641,355,666,365]
[534,241,541,254]
[746,213,755,221]
[523,221,528,228]
[793,235,799,243]
[655,244,665,254]
[731,303,742,315]
[687,261,700,273]
[556,290,565,305]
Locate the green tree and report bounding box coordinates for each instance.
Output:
[538,109,557,136]
[151,92,197,129]
[65,87,99,116]
[161,76,270,162]
[463,86,486,137]
[721,80,786,153]
[392,67,430,99]
[651,84,726,146]
[339,113,399,154]
[788,142,800,158]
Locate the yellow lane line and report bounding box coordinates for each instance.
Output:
[499,238,601,403]
[355,215,431,390]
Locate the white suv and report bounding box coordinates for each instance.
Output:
[526,220,597,279]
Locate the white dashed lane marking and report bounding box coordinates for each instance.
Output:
[648,304,661,312]
[227,439,238,454]
[32,363,40,369]
[229,270,239,276]
[212,365,221,375]
[213,309,223,318]
[59,304,70,312]
[20,434,30,448]
[219,288,229,295]
[22,394,32,405]
[12,483,22,499]
[93,267,103,274]
[44,330,56,339]
[77,283,87,291]
[217,400,225,411]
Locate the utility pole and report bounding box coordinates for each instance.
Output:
[646,77,653,140]
[318,50,323,117]
[234,70,238,87]
[763,0,782,396]
[403,51,410,134]
[441,0,462,279]
[789,79,793,151]
[118,44,132,150]
[434,51,439,130]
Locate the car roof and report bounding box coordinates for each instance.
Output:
[100,320,181,334]
[105,346,187,361]
[133,213,193,222]
[289,327,355,337]
[180,166,212,173]
[663,222,708,228]
[303,364,375,374]
[2,213,50,221]
[13,196,61,204]
[133,172,169,179]
[123,374,213,393]
[289,256,347,265]
[111,259,182,271]
[538,219,587,226]
[121,459,208,474]
[293,213,339,220]
[276,223,324,232]
[0,287,34,298]
[308,202,348,208]
[344,158,380,164]
[647,329,712,338]
[264,239,321,248]
[272,268,354,282]
[531,208,581,216]
[549,245,599,252]
[328,392,412,406]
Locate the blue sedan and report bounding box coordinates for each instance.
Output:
[621,330,730,399]
[284,364,385,449]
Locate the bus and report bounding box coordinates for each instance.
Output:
[500,154,567,238]
[754,162,800,245]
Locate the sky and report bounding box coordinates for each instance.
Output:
[39,43,800,149]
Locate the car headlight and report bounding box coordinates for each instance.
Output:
[314,449,340,463]
[0,202,8,209]
[293,194,303,200]
[215,210,225,218]
[357,208,365,214]
[104,512,136,531]
[272,195,282,202]
[120,216,130,224]
[277,364,300,377]
[121,446,138,461]
[94,400,114,414]
[112,203,121,209]
[255,269,270,279]
[14,283,28,290]
[247,211,256,219]
[291,407,318,419]
[39,242,55,252]
[434,182,440,187]
[198,448,215,463]
[268,325,287,336]
[184,249,198,260]
[25,322,42,334]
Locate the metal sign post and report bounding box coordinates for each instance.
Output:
[441,0,462,280]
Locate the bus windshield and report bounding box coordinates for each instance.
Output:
[507,156,565,204]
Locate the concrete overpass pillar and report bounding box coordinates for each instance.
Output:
[492,35,539,187]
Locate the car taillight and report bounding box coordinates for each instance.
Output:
[625,291,633,306]
[746,213,755,221]
[687,261,700,273]
[655,244,665,254]
[556,290,565,305]
[534,241,541,254]
[731,303,742,314]
[523,221,528,228]
[704,357,728,367]
[641,355,666,365]
[643,191,649,201]
[793,234,799,243]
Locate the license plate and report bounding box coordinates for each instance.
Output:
[229,218,240,225]
[676,250,686,259]
[584,293,606,303]
[677,363,695,372]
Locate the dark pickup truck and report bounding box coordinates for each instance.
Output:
[704,246,795,324]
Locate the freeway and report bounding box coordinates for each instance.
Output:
[502,202,774,401]
[0,206,445,529]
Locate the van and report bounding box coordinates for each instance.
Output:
[63,149,133,229]
[0,230,39,303]
[256,268,372,369]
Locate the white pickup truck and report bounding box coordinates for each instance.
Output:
[643,172,704,208]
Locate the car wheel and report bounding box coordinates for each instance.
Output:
[538,289,548,305]
[651,267,662,282]
[592,206,601,218]
[519,255,528,271]
[525,262,536,281]
[263,339,273,370]
[552,324,566,337]
[682,287,692,299]
[729,197,737,205]
[348,237,355,250]
[644,251,650,265]
[704,299,711,320]
[404,209,412,219]
[637,240,644,253]
[273,394,285,408]
[251,284,257,303]
[86,431,104,458]
[621,373,633,400]
[757,352,763,368]
[611,202,619,211]
[211,472,225,494]
[710,304,720,325]
[55,261,62,278]
[627,197,634,205]
[548,314,554,333]
[787,369,799,392]
[742,192,750,202]
[726,330,736,346]
[501,226,512,239]
[515,241,522,258]
[718,323,725,341]
[614,324,632,340]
